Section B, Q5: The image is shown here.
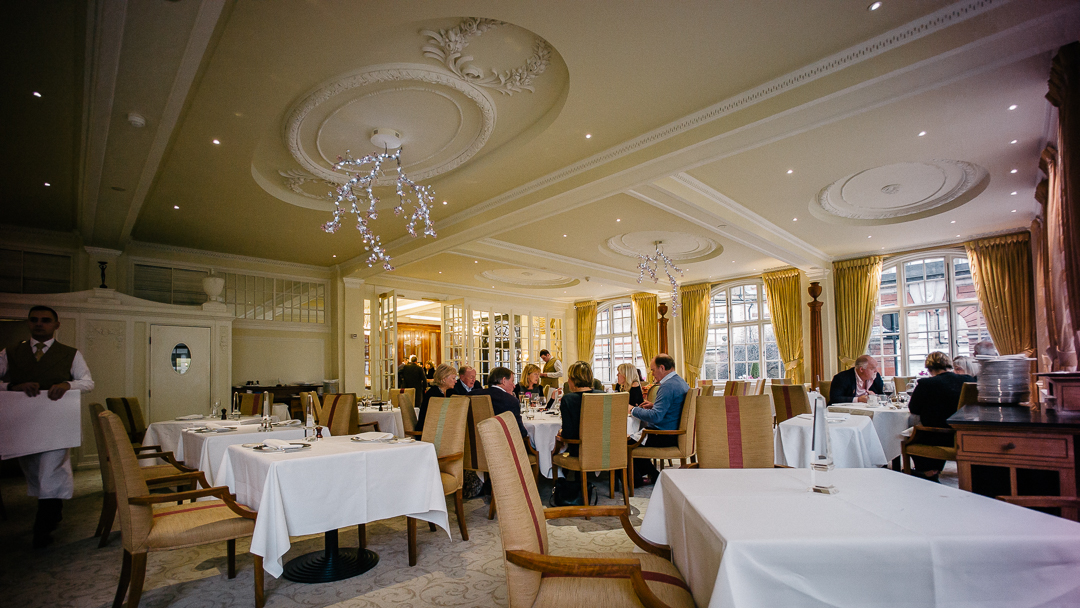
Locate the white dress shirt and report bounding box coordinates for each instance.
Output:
[0,337,95,393]
[541,358,564,379]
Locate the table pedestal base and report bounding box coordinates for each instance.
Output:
[282,529,378,583]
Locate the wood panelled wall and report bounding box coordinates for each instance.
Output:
[397,323,441,366]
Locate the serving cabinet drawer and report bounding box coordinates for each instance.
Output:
[960,433,1070,459]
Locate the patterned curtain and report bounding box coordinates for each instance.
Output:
[679,283,711,387]
[762,268,804,385]
[965,233,1036,356]
[631,293,659,381]
[574,301,597,364]
[833,256,883,369]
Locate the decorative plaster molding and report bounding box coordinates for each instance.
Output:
[425,0,1003,233]
[86,320,124,352]
[341,277,366,289]
[128,241,332,275]
[474,238,640,279]
[421,18,552,96]
[603,231,720,262]
[84,246,123,257]
[278,169,335,201]
[283,64,497,185]
[478,269,579,289]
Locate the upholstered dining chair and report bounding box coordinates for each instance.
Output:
[477,412,695,608]
[387,388,416,411]
[98,410,263,608]
[958,382,979,407]
[105,397,151,445]
[692,395,775,469]
[722,380,746,396]
[398,392,422,438]
[90,403,195,548]
[552,392,631,508]
[901,426,957,475]
[237,392,269,416]
[700,384,715,397]
[408,395,471,565]
[771,378,791,385]
[770,383,813,425]
[319,393,380,435]
[299,391,320,422]
[818,380,833,405]
[464,394,539,520]
[627,389,698,498]
[645,384,659,403]
[749,378,767,395]
[893,376,915,394]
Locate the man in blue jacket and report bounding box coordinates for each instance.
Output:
[629,354,689,486]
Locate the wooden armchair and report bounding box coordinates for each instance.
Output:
[627,389,698,498]
[105,397,152,445]
[818,380,832,405]
[553,392,631,508]
[770,383,812,425]
[318,393,378,435]
[408,396,470,565]
[900,426,957,474]
[236,392,269,416]
[478,413,694,608]
[388,388,416,410]
[692,395,775,469]
[959,382,979,407]
[398,392,422,438]
[97,410,263,608]
[464,394,539,519]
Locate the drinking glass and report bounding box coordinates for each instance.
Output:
[883,381,895,403]
[210,399,219,418]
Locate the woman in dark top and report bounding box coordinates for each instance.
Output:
[907,351,976,478]
[557,361,604,457]
[515,363,545,401]
[417,363,458,432]
[614,362,644,406]
[424,361,436,380]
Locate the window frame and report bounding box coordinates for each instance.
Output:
[701,280,784,382]
[592,300,645,385]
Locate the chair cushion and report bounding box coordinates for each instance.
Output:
[532,551,695,608]
[146,499,254,550]
[553,453,582,471]
[441,472,461,495]
[528,453,538,466]
[141,464,181,482]
[631,445,683,460]
[905,445,958,460]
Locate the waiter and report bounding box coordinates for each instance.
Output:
[0,305,94,548]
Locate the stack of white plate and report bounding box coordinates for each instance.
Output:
[976,357,1032,404]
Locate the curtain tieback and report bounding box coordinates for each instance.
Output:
[784,359,802,371]
[839,357,855,368]
[686,363,701,375]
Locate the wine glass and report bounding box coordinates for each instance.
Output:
[883,381,895,404]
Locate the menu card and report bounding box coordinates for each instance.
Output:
[0,391,82,459]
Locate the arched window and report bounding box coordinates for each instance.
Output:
[866,251,991,376]
[592,300,645,385]
[701,282,784,382]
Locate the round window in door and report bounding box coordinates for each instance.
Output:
[171,343,192,374]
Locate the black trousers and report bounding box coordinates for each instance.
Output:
[629,433,680,479]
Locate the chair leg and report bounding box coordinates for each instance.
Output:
[254,554,265,608]
[407,517,418,567]
[610,470,616,499]
[454,489,469,541]
[428,521,437,532]
[901,450,912,475]
[113,550,133,608]
[680,458,687,468]
[582,475,590,520]
[227,538,237,579]
[487,494,496,520]
[621,469,630,507]
[628,455,635,498]
[126,552,148,608]
[98,493,118,547]
[357,523,367,549]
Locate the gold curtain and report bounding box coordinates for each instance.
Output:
[762,268,804,385]
[965,233,1036,356]
[631,293,659,381]
[833,256,883,369]
[679,283,711,387]
[574,301,597,364]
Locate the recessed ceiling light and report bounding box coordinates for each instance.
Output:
[332,255,336,258]
[616,218,621,222]
[1010,139,1018,144]
[438,271,442,274]
[474,260,478,263]
[868,1,882,10]
[563,234,567,237]
[786,169,794,174]
[867,235,872,239]
[956,234,961,237]
[585,133,592,139]
[792,217,797,222]
[918,131,926,137]
[492,286,495,288]
[212,139,220,145]
[1008,104,1018,110]
[43,182,50,187]
[1010,169,1017,174]
[1011,209,1017,213]
[950,220,956,224]
[881,247,885,250]
[173,205,179,209]
[442,201,447,205]
[32,92,42,98]
[1010,191,1017,196]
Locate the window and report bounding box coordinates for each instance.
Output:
[866,252,991,376]
[0,249,72,294]
[133,264,207,305]
[701,282,783,382]
[592,301,645,385]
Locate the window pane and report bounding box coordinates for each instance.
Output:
[953,257,977,301]
[904,258,947,305]
[879,266,898,308]
[22,252,71,294]
[133,265,172,304]
[709,291,727,325]
[731,325,760,378]
[906,308,950,375]
[762,323,783,378]
[703,327,729,381]
[612,303,632,334]
[596,309,609,336]
[730,285,760,322]
[593,338,611,383]
[954,305,992,356]
[867,312,902,376]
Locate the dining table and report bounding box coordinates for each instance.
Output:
[215,435,449,581]
[180,423,307,485]
[142,416,263,464]
[774,412,888,468]
[640,467,1080,608]
[828,402,917,462]
[524,411,644,477]
[357,406,405,438]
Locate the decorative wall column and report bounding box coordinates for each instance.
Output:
[808,281,824,389]
[657,302,669,355]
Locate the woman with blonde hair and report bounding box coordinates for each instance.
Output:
[417,363,458,432]
[906,351,976,481]
[614,362,644,406]
[515,363,544,400]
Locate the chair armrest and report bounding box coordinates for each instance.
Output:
[642,429,685,436]
[145,471,212,489]
[437,452,463,463]
[358,421,381,432]
[997,496,1080,510]
[505,550,674,608]
[544,506,672,559]
[135,450,195,472]
[902,425,955,446]
[134,445,163,453]
[129,486,257,519]
[404,430,423,438]
[773,464,793,468]
[685,462,700,469]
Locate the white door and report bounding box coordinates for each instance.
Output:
[441,299,465,368]
[150,325,211,422]
[377,291,398,400]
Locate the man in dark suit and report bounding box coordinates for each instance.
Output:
[486,366,532,450]
[397,355,428,398]
[829,354,885,404]
[452,365,482,395]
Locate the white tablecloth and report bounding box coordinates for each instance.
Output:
[358,407,404,438]
[524,414,562,477]
[143,416,265,465]
[828,403,917,461]
[0,391,81,459]
[216,436,450,578]
[640,468,1080,608]
[180,425,307,485]
[774,414,888,468]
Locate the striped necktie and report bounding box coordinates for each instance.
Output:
[34,343,45,361]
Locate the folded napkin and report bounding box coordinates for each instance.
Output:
[796,413,850,421]
[175,414,204,420]
[353,431,394,441]
[261,439,303,451]
[206,422,239,430]
[272,419,301,426]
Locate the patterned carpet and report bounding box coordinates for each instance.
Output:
[0,468,653,608]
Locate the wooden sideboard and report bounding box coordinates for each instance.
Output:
[948,405,1080,520]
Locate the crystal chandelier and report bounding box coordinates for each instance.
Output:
[637,241,685,316]
[322,129,437,271]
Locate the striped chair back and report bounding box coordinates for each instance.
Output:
[723,380,747,396]
[321,393,359,435]
[959,382,979,407]
[771,378,791,385]
[701,384,716,397]
[576,392,630,471]
[695,395,774,468]
[893,376,915,394]
[299,391,320,423]
[387,388,416,410]
[749,378,766,395]
[237,392,267,416]
[97,410,154,553]
[421,396,471,485]
[771,383,812,424]
[645,384,659,403]
[818,380,832,405]
[90,403,117,493]
[464,394,497,472]
[677,388,699,457]
[398,391,418,434]
[105,397,148,443]
[476,413,548,606]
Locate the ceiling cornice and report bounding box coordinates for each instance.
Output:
[128,240,332,276]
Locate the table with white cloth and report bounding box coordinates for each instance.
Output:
[142,416,264,465]
[828,403,917,462]
[357,407,404,438]
[180,425,307,485]
[216,435,449,580]
[774,413,888,468]
[639,467,1080,608]
[525,413,643,478]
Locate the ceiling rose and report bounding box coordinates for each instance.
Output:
[809,160,989,225]
[603,231,722,263]
[479,268,579,289]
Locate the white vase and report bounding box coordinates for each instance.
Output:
[202,275,225,302]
